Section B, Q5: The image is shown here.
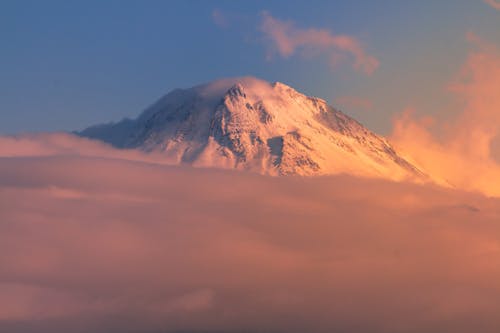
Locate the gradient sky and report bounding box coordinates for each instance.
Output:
[1,0,499,134]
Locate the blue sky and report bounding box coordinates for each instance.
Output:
[1,0,499,134]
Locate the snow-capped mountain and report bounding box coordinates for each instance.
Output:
[78,77,423,180]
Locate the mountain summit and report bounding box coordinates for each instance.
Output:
[79,77,422,180]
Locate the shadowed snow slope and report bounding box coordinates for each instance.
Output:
[79,77,423,180]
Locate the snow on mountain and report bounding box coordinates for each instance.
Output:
[78,77,424,180]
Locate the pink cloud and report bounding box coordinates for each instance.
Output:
[485,0,500,10]
[0,132,176,164]
[0,149,500,332]
[259,12,379,75]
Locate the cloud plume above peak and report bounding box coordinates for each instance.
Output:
[259,12,379,75]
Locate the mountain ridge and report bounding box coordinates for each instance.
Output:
[78,77,424,180]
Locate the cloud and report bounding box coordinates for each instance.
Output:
[259,12,379,75]
[0,132,175,164]
[390,33,500,196]
[485,0,500,10]
[1,134,500,332]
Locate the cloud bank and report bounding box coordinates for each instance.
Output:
[0,132,176,164]
[334,95,373,111]
[1,133,500,332]
[259,12,379,75]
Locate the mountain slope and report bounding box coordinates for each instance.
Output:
[78,77,423,180]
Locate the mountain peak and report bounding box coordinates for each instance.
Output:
[78,77,424,180]
[271,81,295,92]
[226,83,247,99]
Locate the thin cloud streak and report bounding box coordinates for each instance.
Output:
[259,11,379,75]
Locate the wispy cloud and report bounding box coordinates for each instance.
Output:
[259,11,379,75]
[485,0,500,10]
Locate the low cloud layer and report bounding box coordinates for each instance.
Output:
[259,12,379,75]
[0,132,175,165]
[1,134,500,332]
[391,34,500,197]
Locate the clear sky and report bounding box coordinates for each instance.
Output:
[1,0,499,134]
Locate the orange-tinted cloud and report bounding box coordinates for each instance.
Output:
[391,34,500,196]
[485,0,500,10]
[259,12,379,75]
[0,150,500,332]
